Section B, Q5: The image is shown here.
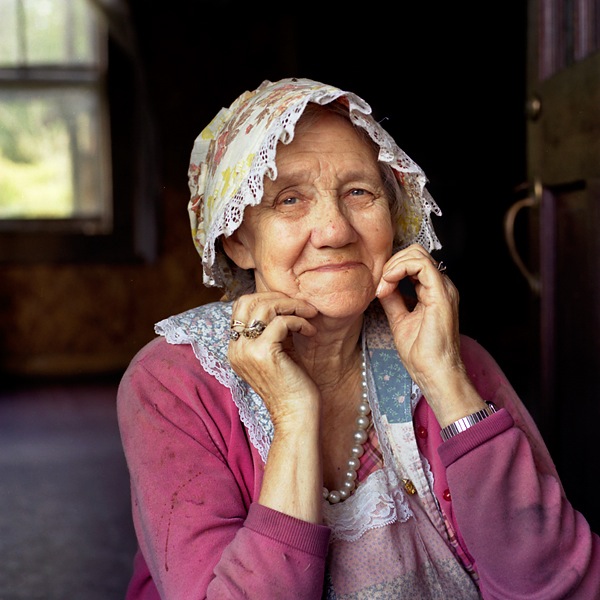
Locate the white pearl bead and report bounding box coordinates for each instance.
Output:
[341,480,355,493]
[347,457,360,471]
[328,490,342,503]
[351,445,365,458]
[353,429,368,445]
[343,468,356,479]
[358,402,371,416]
[356,415,370,430]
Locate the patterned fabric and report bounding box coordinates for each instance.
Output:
[355,422,480,586]
[155,301,482,598]
[356,427,383,484]
[187,77,442,298]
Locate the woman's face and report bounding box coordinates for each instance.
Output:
[224,110,395,319]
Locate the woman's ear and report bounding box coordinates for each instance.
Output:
[221,230,256,270]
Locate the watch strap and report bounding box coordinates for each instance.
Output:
[440,402,498,441]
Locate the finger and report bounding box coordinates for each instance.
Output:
[228,314,317,349]
[231,292,318,326]
[377,248,447,298]
[267,314,318,339]
[377,287,413,322]
[230,304,318,345]
[376,257,428,299]
[382,249,436,279]
[381,243,448,275]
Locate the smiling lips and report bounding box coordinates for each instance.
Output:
[305,261,363,273]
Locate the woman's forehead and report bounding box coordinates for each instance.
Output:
[275,111,379,165]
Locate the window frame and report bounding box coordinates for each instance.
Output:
[0,2,157,264]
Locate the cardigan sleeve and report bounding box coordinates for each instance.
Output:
[117,337,330,599]
[435,335,600,599]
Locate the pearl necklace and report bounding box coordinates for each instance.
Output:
[323,353,371,504]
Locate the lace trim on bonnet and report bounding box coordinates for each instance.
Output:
[155,301,425,542]
[187,78,442,299]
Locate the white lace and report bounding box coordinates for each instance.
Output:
[323,468,413,542]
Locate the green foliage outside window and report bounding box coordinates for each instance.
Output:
[0,0,105,221]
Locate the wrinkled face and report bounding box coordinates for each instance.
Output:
[223,110,395,319]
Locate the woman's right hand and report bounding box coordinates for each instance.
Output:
[228,292,324,521]
[227,291,320,427]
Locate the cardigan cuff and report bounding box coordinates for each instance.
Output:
[245,502,331,558]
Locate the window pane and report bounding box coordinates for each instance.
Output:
[0,1,19,65]
[0,87,111,226]
[0,0,101,67]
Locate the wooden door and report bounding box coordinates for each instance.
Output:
[520,0,600,532]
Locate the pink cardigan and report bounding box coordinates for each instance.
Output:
[117,334,600,599]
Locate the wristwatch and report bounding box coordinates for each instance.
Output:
[439,402,498,441]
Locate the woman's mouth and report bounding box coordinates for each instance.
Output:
[307,261,362,273]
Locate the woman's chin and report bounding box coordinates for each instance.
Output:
[299,289,375,320]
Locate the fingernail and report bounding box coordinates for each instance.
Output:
[376,281,384,297]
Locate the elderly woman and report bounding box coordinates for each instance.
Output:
[117,78,600,599]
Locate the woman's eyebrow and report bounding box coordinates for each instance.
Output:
[273,165,382,186]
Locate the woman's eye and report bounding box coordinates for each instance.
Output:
[279,195,299,206]
[347,188,375,202]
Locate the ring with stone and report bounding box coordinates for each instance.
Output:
[230,319,247,331]
[243,320,267,339]
[229,329,241,341]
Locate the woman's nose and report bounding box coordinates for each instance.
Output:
[310,199,358,248]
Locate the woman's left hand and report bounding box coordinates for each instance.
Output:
[376,244,482,419]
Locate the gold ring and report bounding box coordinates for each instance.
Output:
[243,320,267,339]
[230,319,247,332]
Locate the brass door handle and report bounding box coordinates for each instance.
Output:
[503,194,541,295]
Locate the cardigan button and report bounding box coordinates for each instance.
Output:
[443,488,452,502]
[416,425,428,439]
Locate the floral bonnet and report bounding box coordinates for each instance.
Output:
[188,77,441,298]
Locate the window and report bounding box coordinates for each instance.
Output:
[0,0,157,262]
